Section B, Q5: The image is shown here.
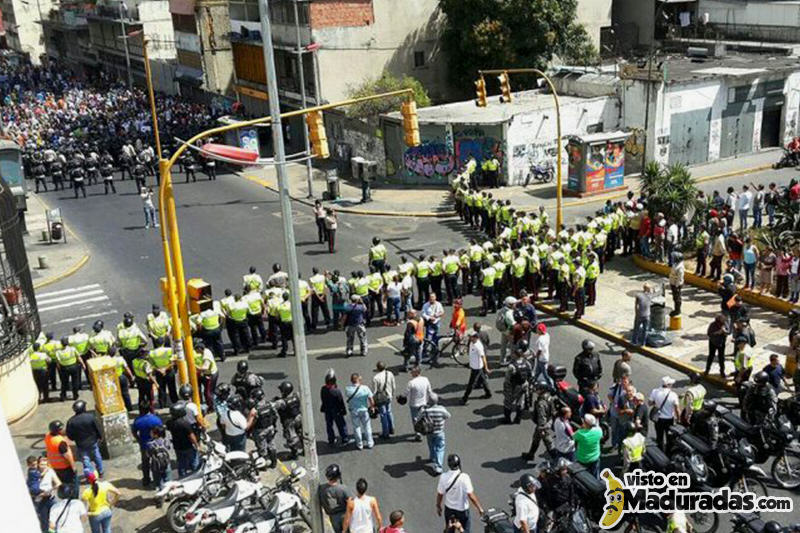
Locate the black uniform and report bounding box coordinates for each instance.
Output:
[251,399,279,466]
[232,371,262,399]
[572,351,603,390]
[50,159,65,190]
[743,384,777,425]
[525,389,555,459]
[70,166,86,198]
[503,356,532,423]
[275,392,303,458]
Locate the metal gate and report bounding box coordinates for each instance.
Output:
[668,108,712,166]
[720,102,756,159]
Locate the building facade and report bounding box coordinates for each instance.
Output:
[2,0,58,63]
[41,3,96,75]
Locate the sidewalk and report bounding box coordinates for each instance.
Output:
[24,192,90,289]
[564,255,789,385]
[241,148,779,217]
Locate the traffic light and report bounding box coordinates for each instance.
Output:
[187,278,212,314]
[305,110,330,159]
[401,100,420,147]
[498,71,512,103]
[475,77,488,107]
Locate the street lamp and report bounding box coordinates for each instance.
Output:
[641,0,670,171]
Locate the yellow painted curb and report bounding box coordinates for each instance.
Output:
[632,254,798,315]
[34,254,90,289]
[533,300,735,392]
[694,163,774,184]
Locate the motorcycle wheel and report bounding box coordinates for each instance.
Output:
[600,421,611,444]
[729,474,769,498]
[689,510,719,533]
[545,170,554,184]
[772,452,800,490]
[166,498,192,533]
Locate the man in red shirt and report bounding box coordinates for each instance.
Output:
[638,210,652,257]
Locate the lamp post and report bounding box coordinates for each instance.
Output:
[478,68,563,232]
[641,0,669,171]
[293,0,314,198]
[118,1,133,88]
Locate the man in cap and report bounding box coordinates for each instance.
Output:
[648,376,679,451]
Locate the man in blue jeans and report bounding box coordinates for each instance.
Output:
[419,393,450,474]
[131,400,163,487]
[65,400,104,478]
[421,293,444,367]
[632,283,652,346]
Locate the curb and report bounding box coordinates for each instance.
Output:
[28,193,91,290]
[533,300,735,393]
[632,255,798,315]
[694,163,774,184]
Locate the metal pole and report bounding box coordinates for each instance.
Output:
[641,2,666,171]
[293,0,314,198]
[119,2,133,88]
[257,1,323,531]
[142,39,162,159]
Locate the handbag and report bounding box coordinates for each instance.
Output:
[650,390,670,423]
[373,371,391,407]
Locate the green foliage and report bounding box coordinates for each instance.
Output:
[639,162,701,224]
[345,72,431,118]
[755,192,800,250]
[440,0,598,91]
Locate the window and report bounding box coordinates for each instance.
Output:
[586,122,603,134]
[413,50,425,68]
[229,0,260,23]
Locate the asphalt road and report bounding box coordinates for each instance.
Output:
[29,165,800,532]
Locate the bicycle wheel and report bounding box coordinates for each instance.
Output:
[450,339,470,367]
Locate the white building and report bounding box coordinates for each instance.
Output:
[2,0,58,63]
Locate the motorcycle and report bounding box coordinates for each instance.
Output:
[226,467,312,533]
[184,480,267,533]
[523,161,554,186]
[730,514,800,533]
[773,146,800,169]
[717,405,800,490]
[548,366,610,444]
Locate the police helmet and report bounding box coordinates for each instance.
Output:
[555,457,571,470]
[49,420,64,433]
[216,383,232,400]
[581,339,595,352]
[72,400,87,414]
[279,381,294,397]
[764,523,782,533]
[93,320,104,332]
[179,384,193,400]
[703,400,717,413]
[170,401,187,419]
[754,371,769,385]
[689,372,700,384]
[123,312,134,326]
[251,388,265,401]
[520,473,538,492]
[60,336,70,347]
[504,296,517,307]
[227,395,243,411]
[273,263,282,272]
[447,454,461,470]
[325,464,341,481]
[237,360,249,374]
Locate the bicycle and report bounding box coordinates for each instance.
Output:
[420,330,469,367]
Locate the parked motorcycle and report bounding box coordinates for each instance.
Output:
[773,146,800,169]
[226,467,312,533]
[548,366,610,444]
[523,161,554,186]
[730,514,800,533]
[184,480,267,533]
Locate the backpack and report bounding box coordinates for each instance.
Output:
[495,309,509,332]
[414,408,436,435]
[147,439,171,474]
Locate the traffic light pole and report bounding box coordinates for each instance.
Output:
[258,1,324,531]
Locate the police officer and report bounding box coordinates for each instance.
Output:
[503,344,532,424]
[743,371,778,425]
[146,304,172,347]
[100,157,116,193]
[50,156,65,191]
[571,258,586,320]
[480,260,496,315]
[249,388,279,467]
[198,301,225,361]
[228,294,252,354]
[88,320,116,357]
[28,342,51,403]
[148,338,177,408]
[572,340,603,391]
[68,326,92,390]
[243,287,267,346]
[586,252,600,306]
[274,381,303,458]
[690,400,720,449]
[309,267,332,330]
[415,255,431,308]
[681,372,706,425]
[621,423,645,473]
[183,152,197,183]
[43,332,62,391]
[442,249,461,305]
[278,292,294,357]
[243,266,264,293]
[369,237,387,272]
[85,149,99,186]
[117,312,148,369]
[220,288,239,354]
[112,347,134,412]
[522,382,555,461]
[55,336,84,401]
[32,151,47,192]
[231,360,261,399]
[194,339,219,411]
[268,262,289,289]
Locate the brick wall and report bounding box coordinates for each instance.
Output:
[310,0,374,28]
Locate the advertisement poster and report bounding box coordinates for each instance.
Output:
[567,141,582,191]
[585,143,606,193]
[239,128,259,154]
[604,140,625,189]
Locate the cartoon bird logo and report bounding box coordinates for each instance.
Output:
[600,469,626,529]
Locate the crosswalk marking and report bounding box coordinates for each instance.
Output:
[38,295,110,313]
[43,310,118,328]
[36,288,105,306]
[37,283,101,299]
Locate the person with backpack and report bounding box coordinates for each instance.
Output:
[503,345,531,424]
[131,400,163,488]
[146,426,172,490]
[417,393,450,474]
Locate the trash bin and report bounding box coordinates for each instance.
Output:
[326,173,340,200]
[50,222,63,241]
[650,296,667,332]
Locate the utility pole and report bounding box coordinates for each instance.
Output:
[293,0,314,198]
[118,1,133,88]
[257,1,323,531]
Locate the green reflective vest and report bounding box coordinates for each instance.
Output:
[199,349,218,375]
[243,273,264,291]
[624,432,645,464]
[512,257,526,278]
[68,333,90,356]
[686,384,706,411]
[245,292,264,315]
[89,331,114,354]
[29,350,49,370]
[113,356,126,377]
[370,244,387,261]
[443,255,460,275]
[469,245,484,263]
[149,347,174,369]
[310,274,326,295]
[278,301,292,323]
[586,262,600,280]
[132,358,151,379]
[368,272,383,292]
[200,309,221,330]
[431,260,443,277]
[147,312,170,337]
[55,346,78,366]
[299,280,311,301]
[229,300,249,322]
[481,267,496,287]
[118,325,144,350]
[416,261,430,279]
[43,340,62,358]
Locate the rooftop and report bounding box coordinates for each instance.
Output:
[625,52,800,84]
[384,90,605,125]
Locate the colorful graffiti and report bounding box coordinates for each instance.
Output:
[403,142,456,178]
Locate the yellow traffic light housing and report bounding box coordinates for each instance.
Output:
[401,100,420,147]
[187,278,212,314]
[475,77,488,107]
[498,71,512,103]
[306,110,330,159]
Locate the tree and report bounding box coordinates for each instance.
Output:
[345,72,431,119]
[440,0,598,93]
[639,161,701,231]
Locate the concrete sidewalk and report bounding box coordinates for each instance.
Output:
[567,255,789,383]
[24,192,90,289]
[241,148,780,217]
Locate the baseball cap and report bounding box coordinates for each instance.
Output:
[662,376,676,386]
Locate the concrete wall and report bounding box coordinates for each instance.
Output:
[0,352,37,424]
[326,112,386,177]
[784,72,800,145]
[6,0,58,63]
[506,96,621,186]
[139,0,176,60]
[700,0,800,41]
[576,0,613,50]
[613,0,654,46]
[197,3,234,95]
[313,0,449,103]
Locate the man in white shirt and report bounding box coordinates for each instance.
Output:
[435,454,485,533]
[372,361,396,439]
[421,293,445,366]
[404,366,433,441]
[553,406,576,460]
[737,185,753,230]
[530,323,551,386]
[461,331,491,404]
[669,252,685,317]
[514,474,540,533]
[648,376,679,451]
[223,401,250,452]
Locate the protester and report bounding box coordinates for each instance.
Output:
[320,369,350,448]
[319,464,352,533]
[343,478,382,533]
[435,454,485,533]
[81,471,121,533]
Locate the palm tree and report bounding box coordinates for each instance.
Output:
[639,161,700,229]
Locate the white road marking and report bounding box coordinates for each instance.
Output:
[38,295,110,313]
[36,283,101,299]
[42,309,118,328]
[37,289,105,306]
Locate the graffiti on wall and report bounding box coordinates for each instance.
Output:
[510,142,557,183]
[624,127,645,156]
[453,128,504,169]
[403,142,456,178]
